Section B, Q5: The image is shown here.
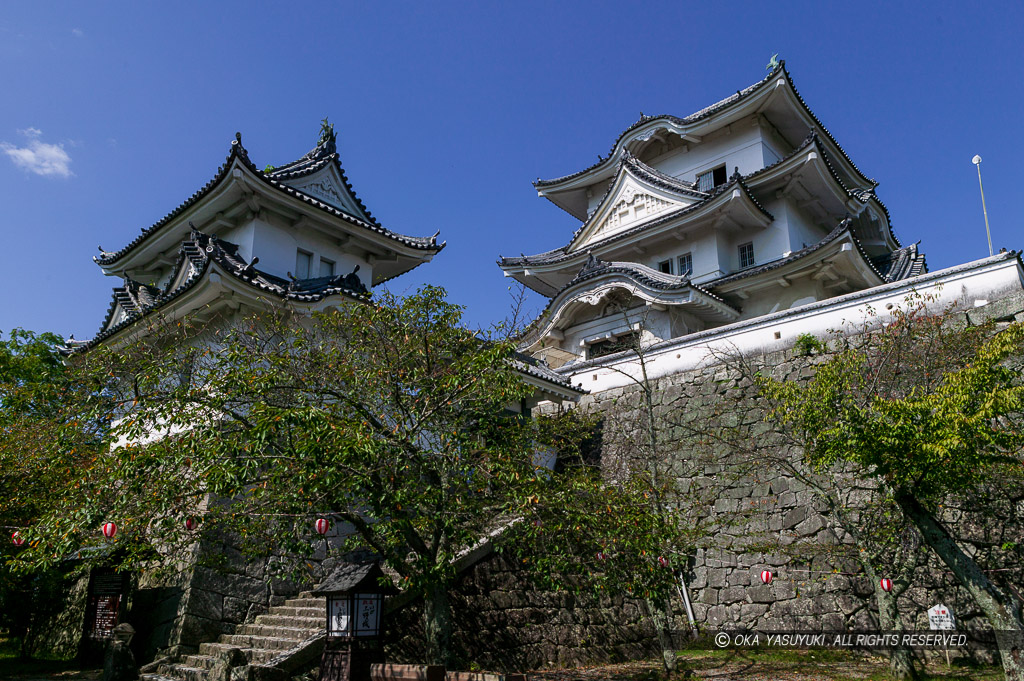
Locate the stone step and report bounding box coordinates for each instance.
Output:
[231,625,316,641]
[244,648,284,665]
[267,605,322,618]
[180,655,217,671]
[212,633,310,652]
[140,675,179,681]
[157,663,209,681]
[287,596,325,608]
[252,614,323,628]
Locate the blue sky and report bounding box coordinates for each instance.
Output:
[1,2,1021,340]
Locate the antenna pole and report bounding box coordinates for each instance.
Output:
[973,155,993,257]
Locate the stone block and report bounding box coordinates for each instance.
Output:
[706,605,727,627]
[782,507,808,529]
[719,586,747,605]
[967,292,1024,325]
[183,587,224,621]
[698,588,717,606]
[795,515,827,537]
[739,603,768,623]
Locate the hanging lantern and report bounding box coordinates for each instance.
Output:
[185,517,197,532]
[760,569,773,585]
[102,522,117,539]
[658,556,670,568]
[315,518,330,536]
[595,551,607,561]
[880,578,893,592]
[11,531,25,547]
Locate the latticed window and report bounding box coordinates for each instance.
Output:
[696,165,727,192]
[677,252,692,276]
[587,331,640,360]
[739,242,755,269]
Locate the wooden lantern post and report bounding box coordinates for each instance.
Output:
[314,563,396,681]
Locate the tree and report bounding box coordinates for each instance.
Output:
[757,299,1024,680]
[12,287,678,666]
[0,329,102,657]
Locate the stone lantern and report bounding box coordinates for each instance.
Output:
[315,562,396,681]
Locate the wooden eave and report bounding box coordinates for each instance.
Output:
[536,66,876,221]
[710,230,885,303]
[100,159,439,285]
[502,182,772,296]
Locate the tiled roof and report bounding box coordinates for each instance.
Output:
[516,256,739,348]
[95,133,444,268]
[67,226,369,354]
[872,242,928,282]
[703,217,923,292]
[503,132,899,273]
[511,352,586,394]
[266,133,378,226]
[499,172,771,269]
[534,62,872,192]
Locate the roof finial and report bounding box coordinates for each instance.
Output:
[319,117,336,147]
[766,53,780,72]
[235,132,242,144]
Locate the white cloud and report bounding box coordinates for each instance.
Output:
[71,28,84,38]
[1,128,73,178]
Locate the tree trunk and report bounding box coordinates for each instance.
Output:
[896,493,1024,681]
[644,598,678,673]
[870,574,919,681]
[423,583,453,667]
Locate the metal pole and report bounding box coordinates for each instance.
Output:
[675,570,699,640]
[973,155,993,257]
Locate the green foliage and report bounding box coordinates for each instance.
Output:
[759,307,1024,500]
[263,164,275,173]
[5,287,684,662]
[792,333,824,356]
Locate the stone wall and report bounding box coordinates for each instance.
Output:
[383,292,1024,670]
[387,553,664,671]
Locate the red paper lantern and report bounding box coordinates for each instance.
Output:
[760,569,773,585]
[880,578,893,592]
[315,518,330,536]
[102,522,117,538]
[658,556,670,568]
[595,551,607,561]
[185,517,197,532]
[11,531,25,547]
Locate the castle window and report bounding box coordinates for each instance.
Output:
[677,252,692,277]
[587,331,640,360]
[657,259,673,274]
[739,242,755,269]
[296,249,313,279]
[319,257,335,278]
[696,165,727,192]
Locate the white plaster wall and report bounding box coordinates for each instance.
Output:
[240,215,374,288]
[583,118,775,216]
[650,119,765,183]
[560,255,1024,394]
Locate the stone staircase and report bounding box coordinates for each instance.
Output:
[143,592,325,681]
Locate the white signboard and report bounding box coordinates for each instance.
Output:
[354,594,380,636]
[329,598,350,635]
[928,603,956,630]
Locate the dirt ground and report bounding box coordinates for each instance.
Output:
[528,649,1001,681]
[0,649,1002,681]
